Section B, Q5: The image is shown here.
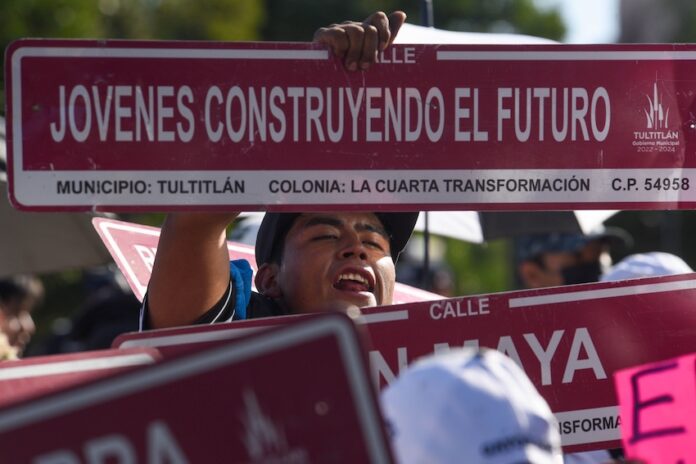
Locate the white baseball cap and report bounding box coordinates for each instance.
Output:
[381,348,563,464]
[600,252,693,282]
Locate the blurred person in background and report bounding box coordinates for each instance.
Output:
[517,229,631,289]
[34,266,141,355]
[0,274,43,359]
[515,229,631,463]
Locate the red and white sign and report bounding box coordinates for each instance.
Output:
[0,347,160,409]
[92,217,440,303]
[114,272,696,452]
[7,40,696,211]
[0,314,393,463]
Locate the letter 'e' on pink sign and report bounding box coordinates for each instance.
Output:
[614,353,696,462]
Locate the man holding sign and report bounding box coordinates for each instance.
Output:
[143,11,419,330]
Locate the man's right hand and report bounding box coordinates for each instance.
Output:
[313,10,406,72]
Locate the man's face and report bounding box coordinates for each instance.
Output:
[521,240,609,289]
[531,251,580,288]
[0,297,36,355]
[276,212,396,313]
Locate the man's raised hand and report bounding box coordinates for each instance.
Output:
[313,11,407,72]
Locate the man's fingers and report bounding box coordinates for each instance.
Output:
[359,24,379,70]
[313,26,350,59]
[313,11,407,72]
[363,11,391,51]
[342,24,366,71]
[386,11,407,47]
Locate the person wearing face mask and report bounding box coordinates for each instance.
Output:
[515,230,631,463]
[516,228,631,289]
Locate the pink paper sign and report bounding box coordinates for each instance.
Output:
[614,353,696,462]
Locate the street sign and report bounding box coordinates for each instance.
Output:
[0,314,393,463]
[7,40,696,211]
[0,347,160,409]
[92,217,440,304]
[114,272,696,452]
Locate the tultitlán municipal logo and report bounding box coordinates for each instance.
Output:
[239,389,310,464]
[632,81,680,153]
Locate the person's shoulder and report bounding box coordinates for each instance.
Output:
[247,292,289,318]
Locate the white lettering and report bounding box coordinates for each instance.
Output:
[533,87,550,141]
[365,87,382,142]
[405,88,422,142]
[93,85,114,141]
[68,85,92,142]
[497,88,512,141]
[562,328,607,383]
[84,434,135,464]
[135,86,154,141]
[147,421,189,464]
[287,87,305,142]
[269,86,286,142]
[369,348,408,388]
[305,87,324,141]
[591,87,611,141]
[204,86,223,142]
[176,86,194,143]
[50,86,67,142]
[424,87,444,141]
[571,87,590,141]
[524,330,564,386]
[454,88,471,142]
[225,86,246,143]
[115,85,133,142]
[384,87,402,141]
[156,86,175,142]
[514,88,531,142]
[134,245,157,272]
[345,87,364,142]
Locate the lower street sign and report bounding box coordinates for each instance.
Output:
[114,272,696,452]
[0,314,392,463]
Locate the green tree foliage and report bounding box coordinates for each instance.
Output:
[0,0,262,112]
[445,237,512,295]
[261,0,564,42]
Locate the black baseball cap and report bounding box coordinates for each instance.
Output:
[255,212,419,266]
[516,227,632,262]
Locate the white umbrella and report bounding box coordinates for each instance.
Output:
[394,23,558,45]
[414,210,619,243]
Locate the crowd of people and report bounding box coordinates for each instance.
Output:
[2,9,692,463]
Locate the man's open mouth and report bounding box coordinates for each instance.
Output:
[333,272,375,293]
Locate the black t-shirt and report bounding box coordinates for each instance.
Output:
[139,280,289,330]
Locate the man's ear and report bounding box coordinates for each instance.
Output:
[518,261,543,289]
[255,263,282,299]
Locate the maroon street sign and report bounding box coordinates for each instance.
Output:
[92,217,440,304]
[0,314,393,463]
[6,40,696,211]
[114,272,696,452]
[0,347,160,409]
